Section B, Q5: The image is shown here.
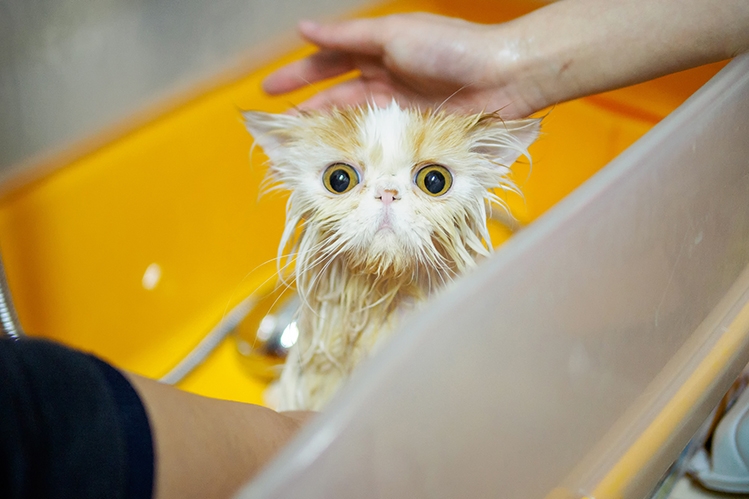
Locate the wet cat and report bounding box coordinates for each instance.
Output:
[244,102,539,410]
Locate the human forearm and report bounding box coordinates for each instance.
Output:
[126,374,310,499]
[494,0,749,114]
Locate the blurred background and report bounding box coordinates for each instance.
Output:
[0,0,370,172]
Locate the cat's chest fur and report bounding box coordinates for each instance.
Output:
[278,260,422,410]
[244,102,539,410]
[300,262,421,360]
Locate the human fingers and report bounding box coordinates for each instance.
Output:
[263,50,356,94]
[263,14,395,95]
[298,77,402,110]
[297,18,390,56]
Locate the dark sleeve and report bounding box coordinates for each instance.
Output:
[0,338,154,499]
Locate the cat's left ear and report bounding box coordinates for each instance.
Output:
[469,116,541,167]
[243,110,301,163]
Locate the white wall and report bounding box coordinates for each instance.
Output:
[0,0,370,172]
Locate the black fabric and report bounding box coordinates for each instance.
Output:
[0,338,154,499]
[87,356,154,499]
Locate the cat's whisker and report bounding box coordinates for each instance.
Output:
[295,237,349,318]
[297,234,344,275]
[303,249,343,303]
[301,237,344,270]
[293,75,340,112]
[433,82,475,113]
[216,245,305,338]
[247,278,299,352]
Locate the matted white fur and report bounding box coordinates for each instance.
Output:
[245,102,539,410]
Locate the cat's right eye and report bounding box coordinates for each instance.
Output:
[322,163,360,194]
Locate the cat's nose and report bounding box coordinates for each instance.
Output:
[376,188,400,205]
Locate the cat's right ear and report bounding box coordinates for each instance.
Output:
[243,111,300,163]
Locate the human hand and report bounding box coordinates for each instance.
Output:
[263,13,541,119]
[263,2,749,119]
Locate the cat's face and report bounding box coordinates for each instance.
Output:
[244,102,539,279]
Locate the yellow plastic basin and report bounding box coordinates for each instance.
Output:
[0,0,725,405]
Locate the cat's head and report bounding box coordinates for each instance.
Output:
[244,102,539,281]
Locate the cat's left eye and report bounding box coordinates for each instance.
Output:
[415,165,452,196]
[323,163,360,194]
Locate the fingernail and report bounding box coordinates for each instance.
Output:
[298,20,320,33]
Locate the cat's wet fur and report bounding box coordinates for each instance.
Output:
[245,101,539,410]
